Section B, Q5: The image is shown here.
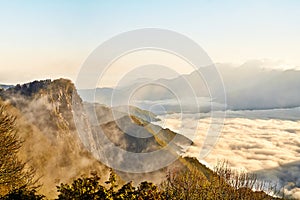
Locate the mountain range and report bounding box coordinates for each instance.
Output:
[79,62,300,113]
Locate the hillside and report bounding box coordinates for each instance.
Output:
[0,79,195,198]
[0,79,110,197]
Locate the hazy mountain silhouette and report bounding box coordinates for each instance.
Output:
[79,61,300,113]
[0,84,14,90]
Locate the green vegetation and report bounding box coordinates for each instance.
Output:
[1,186,45,200]
[0,105,42,199]
[55,166,283,200]
[160,162,282,200]
[0,105,36,195]
[56,171,162,200]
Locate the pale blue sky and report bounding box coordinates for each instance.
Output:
[0,0,300,84]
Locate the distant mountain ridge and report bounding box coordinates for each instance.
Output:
[0,84,14,90]
[79,63,300,113]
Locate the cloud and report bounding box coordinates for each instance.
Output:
[156,110,300,198]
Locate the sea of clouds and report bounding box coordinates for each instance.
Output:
[154,108,300,198]
[78,62,300,198]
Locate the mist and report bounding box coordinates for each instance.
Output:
[79,60,300,114]
[155,109,300,198]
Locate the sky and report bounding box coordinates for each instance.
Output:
[0,0,300,85]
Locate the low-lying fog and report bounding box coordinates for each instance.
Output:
[154,108,300,198]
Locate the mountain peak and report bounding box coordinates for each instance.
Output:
[1,78,74,98]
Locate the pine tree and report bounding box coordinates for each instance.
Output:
[0,105,35,196]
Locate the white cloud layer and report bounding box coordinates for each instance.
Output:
[155,109,300,198]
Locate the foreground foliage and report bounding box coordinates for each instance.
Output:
[0,105,36,196]
[55,168,283,200]
[56,170,161,200]
[1,186,44,200]
[160,165,282,200]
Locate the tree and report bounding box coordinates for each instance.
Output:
[56,171,162,200]
[136,181,161,200]
[1,186,45,200]
[0,105,35,196]
[213,161,280,199]
[160,168,208,200]
[114,181,136,200]
[105,169,118,199]
[56,173,108,200]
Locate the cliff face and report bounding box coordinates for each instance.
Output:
[1,79,89,152]
[0,79,107,198]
